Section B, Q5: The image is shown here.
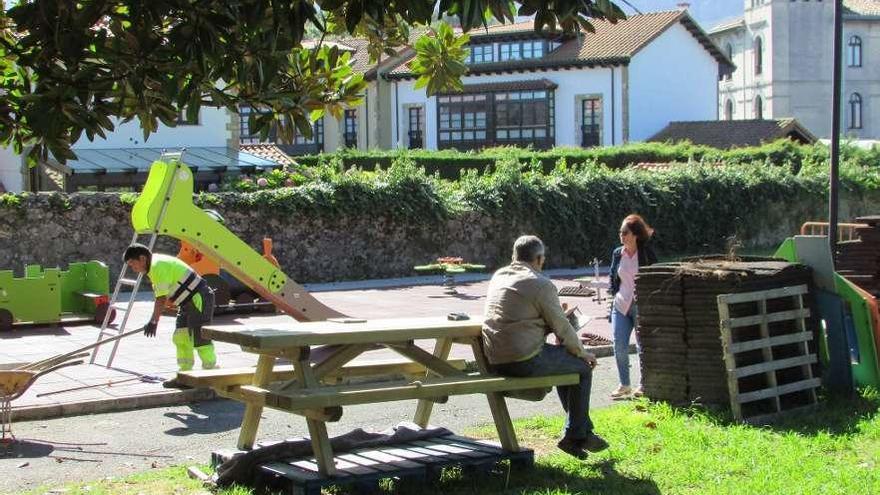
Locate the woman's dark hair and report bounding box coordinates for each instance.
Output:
[123,243,152,263]
[622,214,654,242]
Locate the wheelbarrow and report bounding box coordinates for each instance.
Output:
[1,327,144,446]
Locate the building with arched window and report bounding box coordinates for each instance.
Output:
[710,0,878,139]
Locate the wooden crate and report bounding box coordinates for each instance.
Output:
[717,284,821,423]
[212,434,534,495]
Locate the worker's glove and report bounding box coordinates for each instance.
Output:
[142,320,158,338]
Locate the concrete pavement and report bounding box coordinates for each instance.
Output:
[1,271,621,423]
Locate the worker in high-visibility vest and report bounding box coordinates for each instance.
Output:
[124,243,217,388]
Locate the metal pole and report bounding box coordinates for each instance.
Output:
[829,0,843,259]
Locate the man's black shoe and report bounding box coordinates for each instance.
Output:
[162,378,191,390]
[557,437,589,460]
[582,433,609,453]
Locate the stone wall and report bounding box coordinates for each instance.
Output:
[1,191,879,284]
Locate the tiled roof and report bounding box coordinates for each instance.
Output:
[438,78,558,95]
[845,0,880,16]
[648,118,818,149]
[300,37,375,74]
[387,10,730,78]
[239,144,294,166]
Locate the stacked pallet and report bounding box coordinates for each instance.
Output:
[635,259,815,406]
[836,216,880,297]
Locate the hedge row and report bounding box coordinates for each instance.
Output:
[288,139,880,179]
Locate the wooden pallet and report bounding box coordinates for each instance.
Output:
[212,434,534,495]
[717,284,821,423]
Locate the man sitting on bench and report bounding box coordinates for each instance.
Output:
[482,235,608,459]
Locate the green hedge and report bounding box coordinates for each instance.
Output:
[202,146,880,265]
[286,139,876,179]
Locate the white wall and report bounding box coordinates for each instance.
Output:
[73,107,231,149]
[629,22,719,140]
[393,66,624,150]
[0,146,23,192]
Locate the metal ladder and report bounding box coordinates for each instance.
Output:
[90,150,185,368]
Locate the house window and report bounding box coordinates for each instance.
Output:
[849,93,863,129]
[725,43,733,80]
[495,90,554,148]
[499,40,544,61]
[580,98,601,147]
[437,89,555,150]
[240,105,274,144]
[754,36,763,75]
[240,105,323,154]
[725,99,734,121]
[407,106,425,149]
[344,109,358,148]
[438,94,491,150]
[848,35,862,67]
[467,44,495,64]
[754,95,763,120]
[177,107,199,126]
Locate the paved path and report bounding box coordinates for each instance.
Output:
[0,354,641,494]
[0,271,639,493]
[2,272,618,419]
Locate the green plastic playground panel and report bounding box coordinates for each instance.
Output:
[834,275,880,388]
[60,261,110,313]
[132,161,287,294]
[0,265,63,323]
[776,237,880,387]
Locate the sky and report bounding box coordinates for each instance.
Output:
[620,0,744,31]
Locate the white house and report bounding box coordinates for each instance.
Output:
[379,10,729,151]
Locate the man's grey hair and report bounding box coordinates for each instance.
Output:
[512,235,545,263]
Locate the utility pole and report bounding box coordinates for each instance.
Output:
[829,0,843,261]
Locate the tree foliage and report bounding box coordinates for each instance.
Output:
[0,0,625,164]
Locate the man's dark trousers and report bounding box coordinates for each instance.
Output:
[492,343,594,440]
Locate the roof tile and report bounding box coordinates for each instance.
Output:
[648,119,817,149]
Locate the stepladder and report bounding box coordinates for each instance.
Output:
[89,150,186,368]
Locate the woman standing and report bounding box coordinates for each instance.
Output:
[608,214,657,398]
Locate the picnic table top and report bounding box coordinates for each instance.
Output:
[202,315,484,349]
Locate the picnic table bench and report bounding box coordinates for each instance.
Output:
[178,315,579,476]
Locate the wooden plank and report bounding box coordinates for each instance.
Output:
[386,342,468,378]
[377,446,449,464]
[440,435,508,455]
[734,355,818,378]
[402,443,468,461]
[178,359,468,389]
[237,354,276,450]
[718,299,743,420]
[470,337,520,452]
[202,316,483,349]
[294,350,337,477]
[728,332,814,354]
[717,285,809,305]
[265,373,579,411]
[794,292,819,405]
[261,461,324,482]
[336,453,400,473]
[724,308,811,329]
[329,457,379,476]
[735,378,823,404]
[756,298,782,413]
[412,439,491,459]
[238,386,343,422]
[312,344,371,382]
[352,449,424,470]
[414,338,453,427]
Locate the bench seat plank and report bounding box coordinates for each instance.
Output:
[177,359,468,389]
[256,373,579,411]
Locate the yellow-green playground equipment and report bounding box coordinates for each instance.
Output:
[775,236,879,389]
[0,261,116,332]
[132,159,346,322]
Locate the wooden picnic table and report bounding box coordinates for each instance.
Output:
[191,315,579,476]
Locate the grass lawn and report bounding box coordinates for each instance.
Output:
[23,391,880,495]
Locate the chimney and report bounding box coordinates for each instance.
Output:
[677,2,690,10]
